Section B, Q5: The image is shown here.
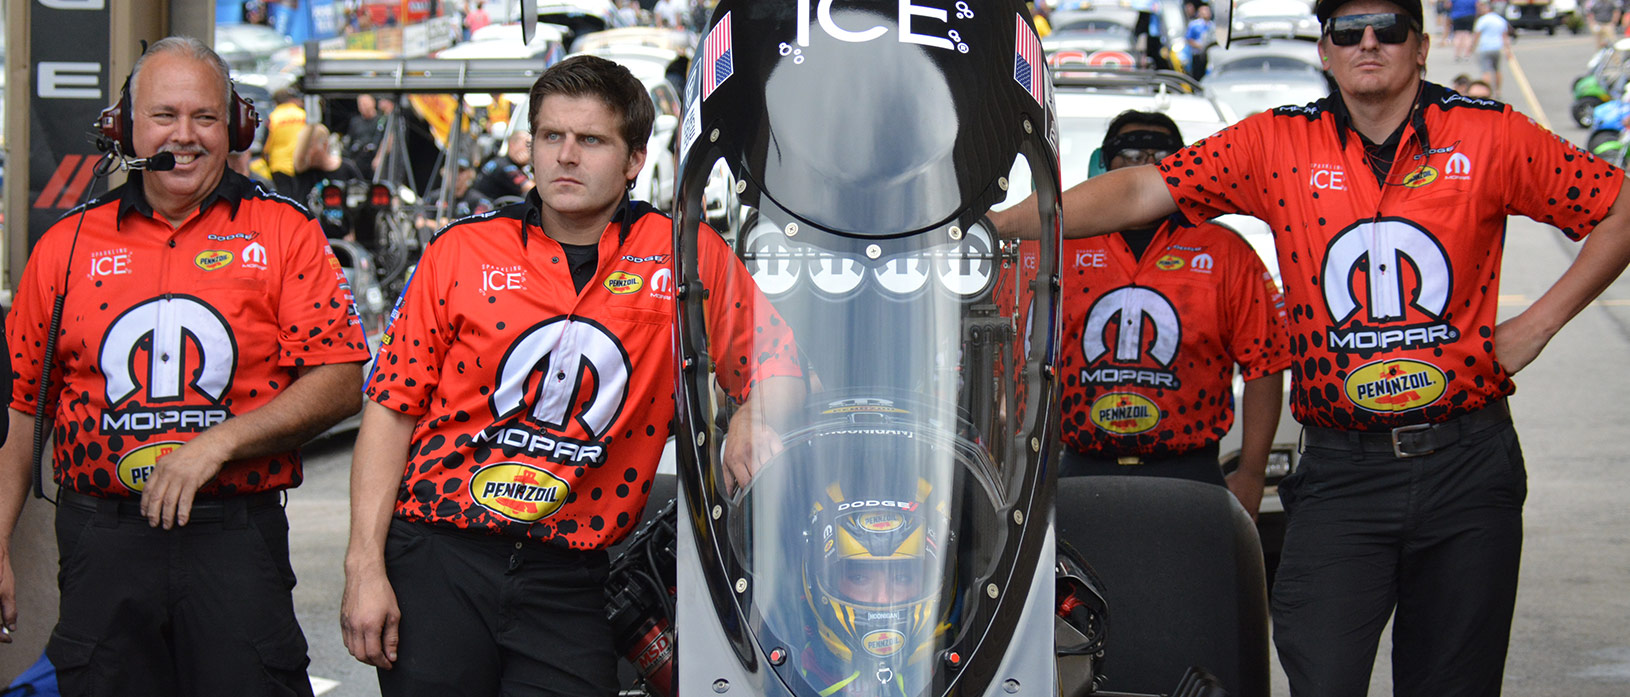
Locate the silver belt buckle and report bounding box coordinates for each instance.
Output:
[1391,423,1435,458]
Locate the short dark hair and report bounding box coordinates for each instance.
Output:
[527,55,654,154]
[1104,110,1183,146]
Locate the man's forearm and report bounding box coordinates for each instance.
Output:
[193,362,364,465]
[988,165,1181,240]
[1238,373,1285,478]
[0,411,38,546]
[346,401,417,572]
[1523,200,1630,336]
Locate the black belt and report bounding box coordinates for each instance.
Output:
[1072,442,1221,467]
[59,489,283,523]
[1302,399,1512,458]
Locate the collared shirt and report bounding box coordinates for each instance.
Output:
[1059,222,1291,457]
[1158,82,1624,430]
[8,169,370,497]
[367,193,801,549]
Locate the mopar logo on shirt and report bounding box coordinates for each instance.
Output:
[470,462,571,522]
[1322,220,1458,354]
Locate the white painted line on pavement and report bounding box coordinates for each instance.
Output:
[1506,50,1551,131]
[312,676,341,695]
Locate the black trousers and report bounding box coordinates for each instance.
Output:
[47,492,313,697]
[379,519,618,697]
[1271,420,1526,697]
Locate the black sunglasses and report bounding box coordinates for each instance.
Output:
[1323,13,1419,46]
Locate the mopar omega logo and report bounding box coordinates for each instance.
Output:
[1089,393,1161,435]
[470,463,570,522]
[116,441,183,492]
[1343,359,1446,412]
[1081,287,1181,366]
[1322,220,1457,352]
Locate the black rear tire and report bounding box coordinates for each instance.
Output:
[1056,476,1271,697]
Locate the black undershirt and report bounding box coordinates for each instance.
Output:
[560,242,599,293]
[1120,226,1159,260]
[1358,121,1408,187]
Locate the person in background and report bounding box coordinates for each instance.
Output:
[1185,4,1216,78]
[475,129,535,202]
[1465,78,1495,97]
[264,88,307,190]
[346,94,390,180]
[1472,0,1511,97]
[1449,0,1479,59]
[464,1,492,39]
[1055,110,1289,519]
[1451,72,1474,92]
[290,123,366,208]
[1588,0,1622,47]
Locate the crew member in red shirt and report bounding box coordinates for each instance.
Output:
[341,56,800,695]
[991,0,1630,693]
[0,37,368,696]
[1058,111,1290,519]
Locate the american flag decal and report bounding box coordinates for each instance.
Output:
[704,12,734,100]
[1014,14,1043,106]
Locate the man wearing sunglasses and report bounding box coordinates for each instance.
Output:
[990,0,1630,693]
[1057,111,1291,523]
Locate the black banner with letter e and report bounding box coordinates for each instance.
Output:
[27,0,113,248]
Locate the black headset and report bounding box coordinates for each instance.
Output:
[95,70,261,155]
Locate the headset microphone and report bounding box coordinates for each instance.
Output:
[126,151,176,172]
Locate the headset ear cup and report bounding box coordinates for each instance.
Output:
[229,89,261,153]
[118,88,135,155]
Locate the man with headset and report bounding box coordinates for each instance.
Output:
[992,0,1630,693]
[0,37,369,696]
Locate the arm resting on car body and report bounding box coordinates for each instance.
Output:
[987,165,1182,240]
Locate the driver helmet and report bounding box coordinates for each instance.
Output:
[803,478,956,678]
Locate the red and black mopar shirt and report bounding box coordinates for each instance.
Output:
[1060,222,1290,457]
[1158,83,1624,430]
[367,195,800,549]
[8,170,370,497]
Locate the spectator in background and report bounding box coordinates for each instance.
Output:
[448,158,493,219]
[475,130,534,202]
[1588,0,1622,47]
[1452,72,1474,92]
[615,0,641,27]
[290,123,366,209]
[1465,78,1495,97]
[653,0,682,28]
[1450,0,1479,59]
[263,88,307,191]
[346,94,389,179]
[1473,0,1511,97]
[1185,4,1216,78]
[464,1,491,40]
